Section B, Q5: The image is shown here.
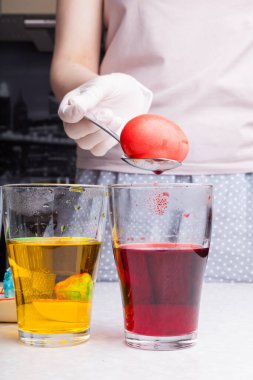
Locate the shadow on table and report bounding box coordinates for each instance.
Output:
[0,324,19,343]
[91,325,123,343]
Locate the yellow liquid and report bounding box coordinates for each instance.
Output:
[7,237,101,334]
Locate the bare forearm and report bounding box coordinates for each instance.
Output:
[50,0,103,101]
[50,60,98,101]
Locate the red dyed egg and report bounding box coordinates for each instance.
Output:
[120,114,189,162]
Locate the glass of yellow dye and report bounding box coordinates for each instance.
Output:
[3,184,108,347]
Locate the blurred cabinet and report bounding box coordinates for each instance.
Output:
[0,0,56,52]
[0,0,56,14]
[0,0,75,281]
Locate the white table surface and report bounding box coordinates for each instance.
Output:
[0,282,252,380]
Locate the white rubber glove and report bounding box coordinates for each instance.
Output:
[58,73,153,156]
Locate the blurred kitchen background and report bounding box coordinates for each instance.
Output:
[0,0,76,280]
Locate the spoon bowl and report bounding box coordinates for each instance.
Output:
[121,156,181,173]
[84,115,181,173]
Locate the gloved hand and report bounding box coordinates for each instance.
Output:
[58,73,153,156]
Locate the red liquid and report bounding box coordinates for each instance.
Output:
[114,243,208,336]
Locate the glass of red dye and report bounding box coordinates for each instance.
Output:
[109,183,213,350]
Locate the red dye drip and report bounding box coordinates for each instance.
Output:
[153,191,169,215]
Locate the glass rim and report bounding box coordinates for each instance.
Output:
[2,183,107,190]
[110,183,213,189]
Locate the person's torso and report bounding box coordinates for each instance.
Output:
[77,0,253,175]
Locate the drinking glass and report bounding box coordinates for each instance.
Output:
[3,184,108,347]
[110,183,213,350]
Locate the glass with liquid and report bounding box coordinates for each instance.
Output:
[3,184,107,347]
[110,183,213,350]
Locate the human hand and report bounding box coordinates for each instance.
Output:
[58,73,153,156]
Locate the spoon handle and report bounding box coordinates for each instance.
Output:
[83,115,121,143]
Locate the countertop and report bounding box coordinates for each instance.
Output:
[0,282,253,380]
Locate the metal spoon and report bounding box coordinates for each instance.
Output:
[84,116,181,173]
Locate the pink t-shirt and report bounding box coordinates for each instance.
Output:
[77,0,253,175]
